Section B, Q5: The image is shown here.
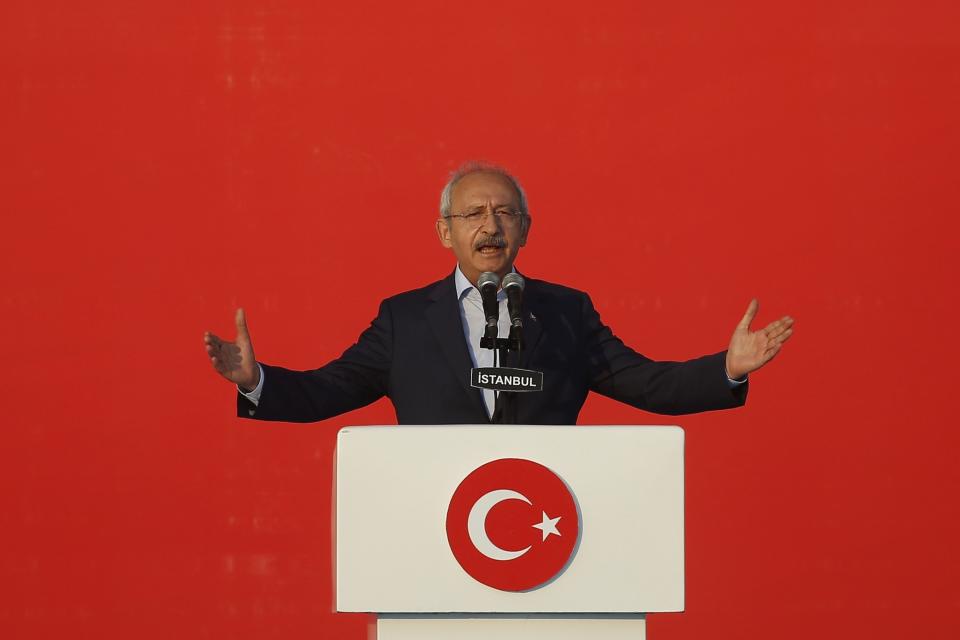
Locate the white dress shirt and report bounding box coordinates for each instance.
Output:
[454,265,514,419]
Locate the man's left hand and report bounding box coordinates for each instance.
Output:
[725,299,794,380]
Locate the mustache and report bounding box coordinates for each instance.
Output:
[474,235,506,250]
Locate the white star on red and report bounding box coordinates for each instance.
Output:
[531,511,561,541]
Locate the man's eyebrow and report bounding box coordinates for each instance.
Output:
[463,203,517,211]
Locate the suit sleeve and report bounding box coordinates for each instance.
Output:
[237,299,393,423]
[580,294,747,415]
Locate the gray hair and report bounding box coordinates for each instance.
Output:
[438,161,530,222]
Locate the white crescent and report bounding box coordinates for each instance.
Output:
[467,489,532,561]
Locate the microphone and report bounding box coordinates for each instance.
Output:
[502,273,525,329]
[502,273,525,351]
[477,272,500,347]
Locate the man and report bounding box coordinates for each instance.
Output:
[204,162,793,424]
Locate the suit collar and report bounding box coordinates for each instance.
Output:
[453,265,512,302]
[424,271,490,420]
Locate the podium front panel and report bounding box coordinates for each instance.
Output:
[335,425,684,613]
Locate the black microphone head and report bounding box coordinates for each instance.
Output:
[502,272,525,291]
[478,271,500,291]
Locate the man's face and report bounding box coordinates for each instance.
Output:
[436,171,531,286]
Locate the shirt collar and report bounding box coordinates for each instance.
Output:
[454,265,514,301]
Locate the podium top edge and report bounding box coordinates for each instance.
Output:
[337,424,684,435]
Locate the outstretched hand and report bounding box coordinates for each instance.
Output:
[725,299,794,380]
[204,308,260,391]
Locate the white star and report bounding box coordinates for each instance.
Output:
[531,511,561,541]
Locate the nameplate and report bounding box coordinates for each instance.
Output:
[470,367,544,392]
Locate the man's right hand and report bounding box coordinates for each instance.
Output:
[204,308,260,391]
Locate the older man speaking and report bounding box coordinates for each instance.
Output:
[204,162,793,424]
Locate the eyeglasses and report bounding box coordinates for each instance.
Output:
[443,208,526,228]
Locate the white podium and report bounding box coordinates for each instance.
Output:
[335,425,685,639]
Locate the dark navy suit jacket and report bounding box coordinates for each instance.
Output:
[238,273,747,425]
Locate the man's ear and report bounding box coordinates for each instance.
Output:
[519,215,532,247]
[436,217,453,248]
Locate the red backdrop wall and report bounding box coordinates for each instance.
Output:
[3,1,958,638]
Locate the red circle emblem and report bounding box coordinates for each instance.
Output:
[446,458,580,592]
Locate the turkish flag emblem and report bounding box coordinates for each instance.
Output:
[446,458,580,592]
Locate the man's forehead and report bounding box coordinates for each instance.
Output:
[451,171,521,206]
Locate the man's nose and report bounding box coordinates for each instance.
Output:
[478,209,503,233]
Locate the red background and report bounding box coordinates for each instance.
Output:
[2,1,958,638]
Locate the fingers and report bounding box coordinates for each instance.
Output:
[758,326,792,368]
[738,299,759,330]
[204,330,241,371]
[764,328,792,350]
[204,332,222,358]
[206,311,256,383]
[205,335,226,367]
[761,342,782,363]
[763,316,795,344]
[210,342,242,370]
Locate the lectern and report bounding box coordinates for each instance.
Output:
[335,425,684,639]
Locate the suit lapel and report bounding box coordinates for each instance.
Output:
[424,274,490,420]
[519,278,545,370]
